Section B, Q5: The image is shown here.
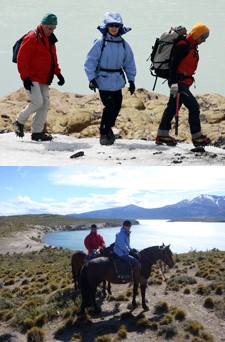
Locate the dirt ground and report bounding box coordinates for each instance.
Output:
[0,233,224,342]
[1,262,224,342]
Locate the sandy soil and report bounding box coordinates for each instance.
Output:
[0,228,46,255]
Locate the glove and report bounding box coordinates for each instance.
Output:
[128,81,135,95]
[23,78,34,91]
[89,78,98,92]
[170,83,179,98]
[57,74,65,86]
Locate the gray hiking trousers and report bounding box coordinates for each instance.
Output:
[17,82,50,133]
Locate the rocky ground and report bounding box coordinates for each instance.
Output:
[1,87,225,166]
[1,87,225,147]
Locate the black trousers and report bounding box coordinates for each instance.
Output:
[99,89,122,135]
[158,83,201,136]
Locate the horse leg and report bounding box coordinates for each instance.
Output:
[102,281,111,296]
[132,282,139,308]
[107,281,112,295]
[102,281,106,297]
[140,284,149,311]
[91,284,101,313]
[74,278,78,291]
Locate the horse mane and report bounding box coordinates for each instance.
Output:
[140,245,160,254]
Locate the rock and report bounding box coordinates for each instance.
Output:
[1,87,225,144]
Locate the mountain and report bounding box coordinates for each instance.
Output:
[69,194,225,221]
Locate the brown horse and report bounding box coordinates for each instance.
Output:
[79,244,175,314]
[71,250,87,291]
[71,244,114,294]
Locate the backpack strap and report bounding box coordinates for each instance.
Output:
[97,37,126,72]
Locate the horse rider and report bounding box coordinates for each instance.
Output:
[113,220,142,283]
[84,224,106,260]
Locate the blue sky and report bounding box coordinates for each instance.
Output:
[0,166,225,216]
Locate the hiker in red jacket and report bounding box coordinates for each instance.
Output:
[13,13,65,141]
[84,224,106,259]
[156,22,211,147]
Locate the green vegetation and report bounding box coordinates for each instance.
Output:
[0,214,123,238]
[0,245,224,341]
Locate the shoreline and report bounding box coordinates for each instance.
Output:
[0,228,47,255]
[0,221,125,255]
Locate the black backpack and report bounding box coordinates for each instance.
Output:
[12,30,38,63]
[148,26,188,90]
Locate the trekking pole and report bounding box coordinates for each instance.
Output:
[175,92,180,136]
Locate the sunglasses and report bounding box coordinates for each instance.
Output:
[108,24,120,28]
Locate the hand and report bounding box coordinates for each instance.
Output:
[23,78,34,91]
[89,78,98,92]
[128,81,135,95]
[170,83,179,98]
[57,74,65,86]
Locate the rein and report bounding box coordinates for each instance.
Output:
[158,260,167,281]
[141,247,171,282]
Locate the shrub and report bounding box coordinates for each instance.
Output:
[35,312,48,327]
[183,287,191,294]
[196,284,211,296]
[21,318,35,333]
[158,323,178,338]
[174,308,186,321]
[0,309,13,321]
[215,285,223,295]
[94,336,112,342]
[184,320,203,336]
[27,327,44,342]
[159,314,173,325]
[117,325,127,339]
[203,297,214,309]
[154,301,169,314]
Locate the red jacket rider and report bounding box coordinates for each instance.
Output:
[84,224,106,254]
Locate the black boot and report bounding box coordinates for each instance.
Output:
[31,132,53,141]
[13,121,24,138]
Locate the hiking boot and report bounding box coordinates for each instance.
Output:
[13,120,24,138]
[192,135,211,147]
[155,135,177,146]
[31,132,53,141]
[108,128,116,144]
[100,134,113,146]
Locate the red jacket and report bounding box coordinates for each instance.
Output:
[17,24,61,85]
[170,34,199,86]
[84,231,106,253]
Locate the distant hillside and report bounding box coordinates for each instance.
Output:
[69,194,225,221]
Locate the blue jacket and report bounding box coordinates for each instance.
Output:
[84,13,136,91]
[113,227,131,257]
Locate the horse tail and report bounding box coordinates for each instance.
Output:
[79,264,92,307]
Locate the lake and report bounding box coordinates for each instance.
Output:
[43,220,225,254]
[1,0,225,97]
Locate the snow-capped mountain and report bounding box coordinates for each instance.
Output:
[69,194,225,221]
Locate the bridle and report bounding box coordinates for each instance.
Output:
[159,246,174,267]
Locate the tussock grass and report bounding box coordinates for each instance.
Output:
[0,246,224,341]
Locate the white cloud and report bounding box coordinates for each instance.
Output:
[50,165,225,194]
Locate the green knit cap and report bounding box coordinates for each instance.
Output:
[41,13,58,25]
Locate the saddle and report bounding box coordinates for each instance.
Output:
[111,253,132,282]
[85,251,100,261]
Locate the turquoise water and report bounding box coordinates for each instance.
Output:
[1,0,225,97]
[43,220,225,253]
